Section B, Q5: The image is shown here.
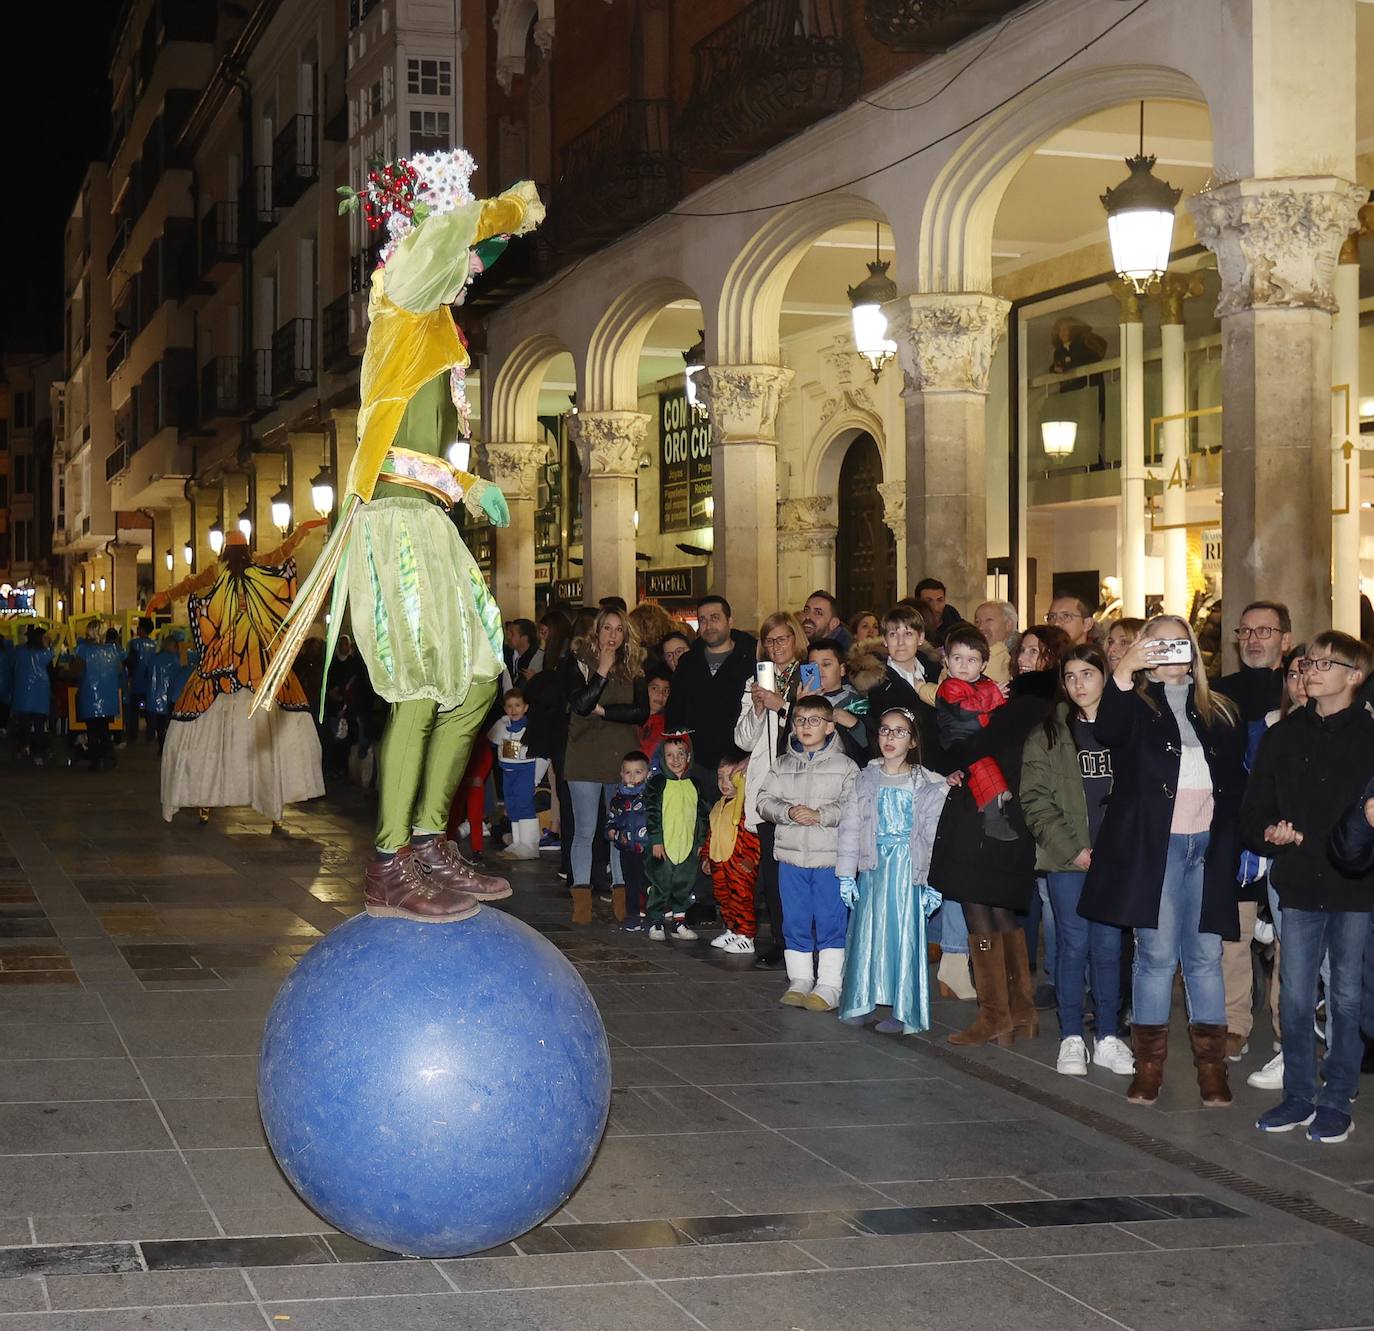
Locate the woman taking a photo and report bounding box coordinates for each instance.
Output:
[736,611,808,968]
[563,608,649,925]
[1079,615,1244,1107]
[1021,645,1134,1078]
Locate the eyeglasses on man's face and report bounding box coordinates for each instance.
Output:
[1045,610,1084,624]
[877,726,912,739]
[1235,625,1281,640]
[1298,656,1357,673]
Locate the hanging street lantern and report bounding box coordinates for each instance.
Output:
[182,539,194,566]
[237,505,253,539]
[1101,103,1181,292]
[208,519,225,554]
[310,464,336,517]
[270,483,292,532]
[164,548,175,572]
[847,223,898,382]
[1040,420,1078,458]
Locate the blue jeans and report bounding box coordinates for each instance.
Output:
[1363,911,1374,1040]
[778,864,847,952]
[1018,878,1056,983]
[568,780,621,885]
[1047,870,1125,1039]
[1132,832,1224,1025]
[932,900,968,955]
[1279,907,1369,1114]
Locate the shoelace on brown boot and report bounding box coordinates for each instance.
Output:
[429,839,480,880]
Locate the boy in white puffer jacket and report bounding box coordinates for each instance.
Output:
[755,695,859,1010]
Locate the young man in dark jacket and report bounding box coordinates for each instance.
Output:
[1240,630,1374,1144]
[664,595,757,770]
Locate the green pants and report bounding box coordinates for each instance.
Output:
[375,680,498,853]
[645,852,701,923]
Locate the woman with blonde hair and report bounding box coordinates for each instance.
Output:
[1079,614,1246,1108]
[562,607,649,924]
[628,601,675,662]
[735,611,808,967]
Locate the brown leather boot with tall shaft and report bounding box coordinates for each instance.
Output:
[1126,1024,1169,1104]
[1001,930,1039,1039]
[570,885,593,927]
[948,934,1015,1047]
[1188,1022,1233,1107]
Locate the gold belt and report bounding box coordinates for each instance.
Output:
[378,446,465,509]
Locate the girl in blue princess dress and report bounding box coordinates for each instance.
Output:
[837,707,950,1034]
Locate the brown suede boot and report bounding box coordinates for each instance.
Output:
[1002,930,1039,1039]
[948,934,1015,1047]
[611,885,627,922]
[1126,1023,1169,1104]
[570,885,593,926]
[364,848,480,923]
[411,838,512,901]
[1188,1022,1233,1107]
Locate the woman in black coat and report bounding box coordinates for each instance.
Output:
[927,624,1067,1048]
[1079,614,1245,1109]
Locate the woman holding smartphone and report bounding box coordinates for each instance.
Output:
[1079,615,1244,1108]
[736,612,808,969]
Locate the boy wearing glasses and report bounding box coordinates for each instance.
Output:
[1240,631,1374,1144]
[756,696,859,1011]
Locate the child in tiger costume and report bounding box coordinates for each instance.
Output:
[705,751,761,955]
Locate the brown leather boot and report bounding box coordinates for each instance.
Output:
[948,934,1014,1047]
[570,885,593,926]
[1126,1023,1169,1104]
[1002,930,1039,1039]
[364,848,480,923]
[611,885,627,922]
[411,838,512,901]
[1189,1022,1233,1107]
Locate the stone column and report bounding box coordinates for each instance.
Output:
[778,497,838,605]
[889,292,1009,613]
[877,480,907,596]
[1189,177,1365,641]
[1110,280,1147,618]
[696,364,794,631]
[485,441,545,619]
[572,411,648,606]
[149,506,174,598]
[1332,224,1364,635]
[111,544,140,614]
[1157,272,1205,618]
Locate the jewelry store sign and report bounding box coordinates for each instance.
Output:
[658,388,712,534]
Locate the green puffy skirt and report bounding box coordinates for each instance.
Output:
[345,496,502,708]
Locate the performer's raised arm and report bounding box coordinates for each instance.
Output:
[145,565,218,614]
[254,517,329,568]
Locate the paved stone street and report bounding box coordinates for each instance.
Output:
[1,744,1373,1330]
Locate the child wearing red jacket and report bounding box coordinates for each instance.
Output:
[936,625,1016,842]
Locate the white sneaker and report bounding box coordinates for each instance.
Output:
[647,924,666,941]
[672,922,698,941]
[1092,1035,1136,1076]
[723,934,755,955]
[710,930,736,950]
[1247,1051,1284,1090]
[1056,1036,1089,1076]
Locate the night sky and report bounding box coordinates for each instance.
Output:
[6,13,114,350]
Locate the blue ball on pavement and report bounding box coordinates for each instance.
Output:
[257,908,611,1258]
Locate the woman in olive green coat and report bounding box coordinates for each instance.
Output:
[1020,645,1133,1078]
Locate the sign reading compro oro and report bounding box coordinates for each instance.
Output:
[658,388,712,534]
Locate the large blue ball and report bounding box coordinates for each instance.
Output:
[257,909,611,1258]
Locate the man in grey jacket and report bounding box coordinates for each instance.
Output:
[756,696,859,1012]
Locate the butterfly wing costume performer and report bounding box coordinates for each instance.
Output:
[148,525,328,826]
[254,150,545,923]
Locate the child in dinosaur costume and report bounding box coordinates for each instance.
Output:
[256,150,544,923]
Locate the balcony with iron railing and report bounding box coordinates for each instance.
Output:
[553,100,681,256]
[273,115,319,209]
[200,202,241,276]
[675,0,861,171]
[199,356,244,421]
[322,295,357,373]
[864,0,1024,52]
[107,218,132,275]
[271,319,316,399]
[239,166,279,247]
[251,349,274,412]
[106,329,130,380]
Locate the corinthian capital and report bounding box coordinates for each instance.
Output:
[697,364,795,444]
[777,495,837,553]
[1187,176,1367,318]
[483,441,544,502]
[876,480,906,538]
[888,292,1009,395]
[572,411,649,477]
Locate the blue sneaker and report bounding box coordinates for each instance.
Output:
[1306,1107,1353,1144]
[1256,1097,1316,1133]
[620,918,646,933]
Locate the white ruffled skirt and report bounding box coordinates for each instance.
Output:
[161,690,325,822]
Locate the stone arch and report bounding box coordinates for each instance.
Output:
[718,193,891,367]
[493,0,555,94]
[809,411,886,501]
[486,332,571,445]
[582,276,704,413]
[918,64,1209,294]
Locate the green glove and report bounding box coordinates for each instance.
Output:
[479,483,511,528]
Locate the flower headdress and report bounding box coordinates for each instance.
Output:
[337,148,478,267]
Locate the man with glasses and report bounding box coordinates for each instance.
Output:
[1241,631,1374,1144]
[1045,594,1094,647]
[1216,601,1294,1063]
